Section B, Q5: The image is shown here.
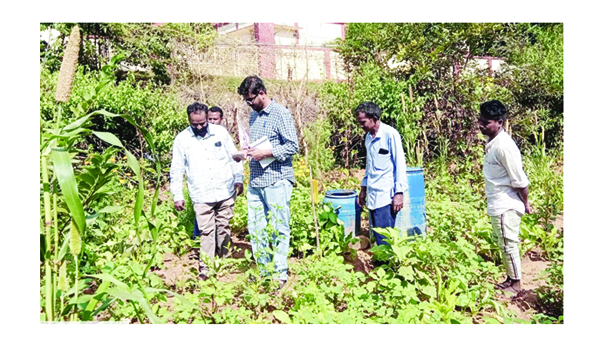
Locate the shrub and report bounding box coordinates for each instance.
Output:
[303,117,335,174]
[41,67,185,163]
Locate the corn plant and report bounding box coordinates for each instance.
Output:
[40,26,161,321]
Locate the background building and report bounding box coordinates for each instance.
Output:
[198,23,347,81]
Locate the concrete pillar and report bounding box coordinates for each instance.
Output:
[325,49,331,80]
[254,23,276,79]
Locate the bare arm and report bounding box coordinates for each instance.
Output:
[359,185,367,208]
[515,186,533,214]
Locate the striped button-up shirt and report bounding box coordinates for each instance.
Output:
[248,99,299,188]
[361,122,409,210]
[170,124,243,204]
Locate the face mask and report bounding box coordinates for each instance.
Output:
[192,124,208,137]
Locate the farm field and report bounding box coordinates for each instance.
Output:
[39,23,564,325]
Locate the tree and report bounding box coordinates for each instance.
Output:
[325,23,563,167]
[40,23,217,85]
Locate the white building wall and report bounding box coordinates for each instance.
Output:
[296,23,342,46]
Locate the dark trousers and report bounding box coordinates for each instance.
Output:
[369,204,397,246]
[193,218,201,239]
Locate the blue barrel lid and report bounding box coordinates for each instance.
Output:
[324,189,358,198]
[407,167,423,172]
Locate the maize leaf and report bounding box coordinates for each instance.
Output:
[51,148,86,235]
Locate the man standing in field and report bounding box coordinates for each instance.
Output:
[237,75,299,289]
[478,100,533,293]
[170,102,244,280]
[356,101,409,246]
[192,105,227,240]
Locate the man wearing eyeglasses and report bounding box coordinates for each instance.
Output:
[237,75,299,290]
[170,102,244,280]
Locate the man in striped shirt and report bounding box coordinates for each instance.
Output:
[478,100,533,294]
[170,102,244,280]
[237,76,299,289]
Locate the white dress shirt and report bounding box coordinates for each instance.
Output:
[483,129,529,216]
[361,122,409,210]
[170,124,243,204]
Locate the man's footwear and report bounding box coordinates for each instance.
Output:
[503,284,522,294]
[189,248,200,261]
[372,259,390,267]
[495,277,513,290]
[275,279,287,291]
[198,273,209,281]
[495,277,521,293]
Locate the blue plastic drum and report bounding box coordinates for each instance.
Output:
[323,189,361,237]
[394,167,427,237]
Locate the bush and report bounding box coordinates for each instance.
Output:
[41,66,185,163]
[303,117,335,174]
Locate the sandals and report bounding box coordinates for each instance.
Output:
[495,277,513,289]
[495,277,521,293]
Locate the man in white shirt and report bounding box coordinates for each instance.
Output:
[478,100,533,293]
[170,102,244,280]
[192,105,226,240]
[356,102,409,246]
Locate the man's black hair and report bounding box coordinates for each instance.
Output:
[355,101,382,121]
[480,100,507,121]
[187,102,209,117]
[237,75,267,96]
[208,106,224,118]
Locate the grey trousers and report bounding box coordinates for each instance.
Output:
[194,194,235,275]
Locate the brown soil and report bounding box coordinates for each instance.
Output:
[152,216,561,323]
[500,214,563,322]
[553,214,563,232]
[501,248,550,321]
[153,235,252,289]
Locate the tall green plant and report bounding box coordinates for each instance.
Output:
[41,24,81,321]
[40,38,161,320]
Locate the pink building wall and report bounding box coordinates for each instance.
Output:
[254,23,277,79]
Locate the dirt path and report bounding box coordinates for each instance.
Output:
[502,214,563,322]
[501,249,550,321]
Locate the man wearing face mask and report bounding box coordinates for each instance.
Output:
[170,102,244,280]
[192,105,226,241]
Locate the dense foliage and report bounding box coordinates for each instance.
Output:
[318,23,563,168]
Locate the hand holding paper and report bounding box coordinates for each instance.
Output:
[249,136,275,168]
[249,147,271,161]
